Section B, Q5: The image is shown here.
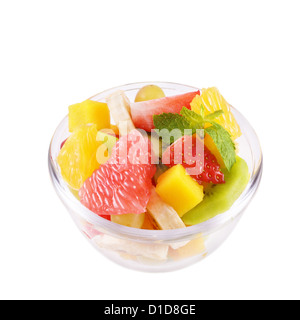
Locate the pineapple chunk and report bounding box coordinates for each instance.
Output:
[156,165,204,217]
[169,237,206,260]
[69,100,110,132]
[147,187,186,230]
[111,213,145,229]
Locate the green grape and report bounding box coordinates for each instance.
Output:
[135,85,165,102]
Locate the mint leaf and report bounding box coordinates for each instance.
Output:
[153,113,189,134]
[153,113,194,144]
[180,107,205,129]
[205,122,236,171]
[153,108,237,172]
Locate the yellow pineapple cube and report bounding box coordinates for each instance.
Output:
[69,100,110,132]
[156,165,204,217]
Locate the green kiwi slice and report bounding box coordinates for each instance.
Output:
[182,156,250,225]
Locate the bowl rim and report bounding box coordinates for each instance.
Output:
[48,81,263,243]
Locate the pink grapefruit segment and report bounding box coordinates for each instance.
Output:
[130,90,200,132]
[79,130,156,216]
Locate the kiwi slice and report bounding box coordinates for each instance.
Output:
[182,156,250,225]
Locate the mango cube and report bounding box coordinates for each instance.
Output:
[156,165,204,217]
[69,100,110,132]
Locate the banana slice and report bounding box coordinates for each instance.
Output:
[147,187,186,230]
[92,234,169,261]
[146,189,188,249]
[106,90,135,136]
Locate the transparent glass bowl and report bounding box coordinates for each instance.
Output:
[48,82,263,272]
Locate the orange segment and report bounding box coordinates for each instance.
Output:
[57,125,101,190]
[191,87,241,141]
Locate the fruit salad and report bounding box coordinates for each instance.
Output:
[56,84,250,263]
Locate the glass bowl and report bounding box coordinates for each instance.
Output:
[48,82,263,272]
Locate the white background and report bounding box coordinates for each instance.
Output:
[0,0,299,300]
